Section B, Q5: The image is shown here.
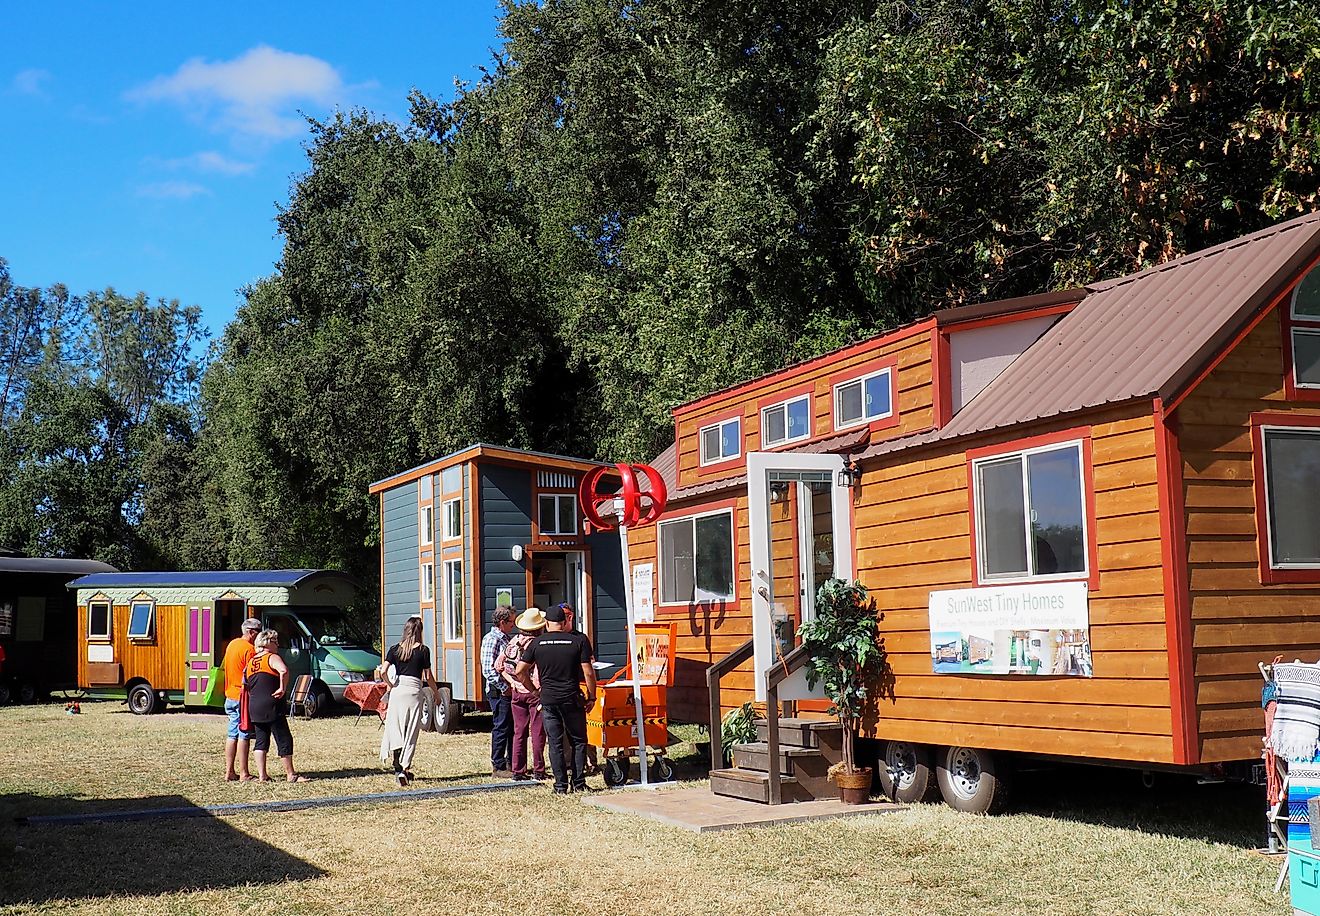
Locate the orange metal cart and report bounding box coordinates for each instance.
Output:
[587,621,677,786]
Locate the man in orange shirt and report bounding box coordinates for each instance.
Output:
[222,617,262,781]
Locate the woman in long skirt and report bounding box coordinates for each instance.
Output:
[379,616,439,786]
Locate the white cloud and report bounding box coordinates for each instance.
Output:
[11,68,51,96]
[158,150,256,175]
[137,180,211,200]
[127,45,345,139]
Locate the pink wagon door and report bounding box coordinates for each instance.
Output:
[185,605,216,707]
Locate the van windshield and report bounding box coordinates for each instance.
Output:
[296,610,373,648]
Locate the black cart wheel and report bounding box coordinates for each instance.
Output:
[127,682,160,715]
[653,756,675,782]
[603,756,629,787]
[935,745,1011,815]
[877,740,939,803]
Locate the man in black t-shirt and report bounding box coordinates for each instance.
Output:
[515,605,596,793]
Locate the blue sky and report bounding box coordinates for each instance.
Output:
[1,3,505,339]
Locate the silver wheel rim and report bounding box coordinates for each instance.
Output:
[948,747,982,800]
[130,689,151,713]
[886,742,919,791]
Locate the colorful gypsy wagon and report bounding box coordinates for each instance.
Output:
[621,211,1320,811]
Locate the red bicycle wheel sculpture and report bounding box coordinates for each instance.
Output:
[578,463,668,530]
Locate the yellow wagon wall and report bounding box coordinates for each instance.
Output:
[77,602,186,692]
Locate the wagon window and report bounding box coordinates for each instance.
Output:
[1262,428,1320,567]
[973,441,1087,581]
[127,601,155,640]
[88,600,111,640]
[659,509,734,603]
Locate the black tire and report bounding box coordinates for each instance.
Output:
[304,683,334,718]
[603,756,629,787]
[935,745,1011,814]
[16,682,37,705]
[877,740,939,803]
[653,756,675,782]
[127,682,160,715]
[432,686,462,734]
[0,682,12,705]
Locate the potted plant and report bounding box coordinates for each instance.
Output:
[798,578,885,804]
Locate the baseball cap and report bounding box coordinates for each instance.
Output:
[545,605,567,623]
[241,617,263,632]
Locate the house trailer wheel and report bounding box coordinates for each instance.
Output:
[0,682,12,705]
[431,686,462,734]
[936,745,1011,814]
[878,740,938,803]
[16,681,38,704]
[603,756,629,787]
[127,682,160,715]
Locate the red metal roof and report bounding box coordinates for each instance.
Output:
[858,211,1320,461]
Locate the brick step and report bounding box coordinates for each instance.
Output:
[731,741,822,774]
[709,767,812,804]
[754,717,842,748]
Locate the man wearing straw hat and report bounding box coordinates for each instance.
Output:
[515,604,596,794]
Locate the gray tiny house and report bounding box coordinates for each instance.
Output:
[370,445,627,726]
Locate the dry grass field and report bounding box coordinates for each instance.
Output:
[0,700,1290,915]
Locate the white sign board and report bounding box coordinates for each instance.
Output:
[87,644,114,663]
[632,563,654,623]
[928,581,1092,676]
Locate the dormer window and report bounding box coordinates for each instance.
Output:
[699,417,741,465]
[762,395,811,447]
[834,367,894,430]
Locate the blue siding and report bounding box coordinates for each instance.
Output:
[381,481,419,648]
[588,529,627,669]
[478,464,532,635]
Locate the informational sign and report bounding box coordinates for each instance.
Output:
[632,563,654,623]
[495,587,513,609]
[928,581,1093,677]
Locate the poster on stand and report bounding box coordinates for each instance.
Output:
[928,581,1093,676]
[632,563,654,623]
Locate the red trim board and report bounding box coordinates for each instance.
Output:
[1154,398,1197,765]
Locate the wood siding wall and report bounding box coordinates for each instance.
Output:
[673,327,935,489]
[77,603,186,692]
[858,404,1173,763]
[1176,310,1320,763]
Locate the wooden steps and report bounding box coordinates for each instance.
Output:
[711,717,845,805]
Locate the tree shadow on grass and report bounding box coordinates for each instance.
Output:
[1006,762,1265,848]
[0,792,324,906]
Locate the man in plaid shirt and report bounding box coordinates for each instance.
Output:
[480,607,516,776]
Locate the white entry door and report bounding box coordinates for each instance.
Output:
[747,451,855,702]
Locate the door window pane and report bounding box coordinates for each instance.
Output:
[977,457,1029,577]
[1027,448,1085,574]
[660,520,695,603]
[694,513,735,600]
[1294,330,1320,386]
[1265,430,1320,565]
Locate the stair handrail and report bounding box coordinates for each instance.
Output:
[705,638,755,774]
[764,643,812,805]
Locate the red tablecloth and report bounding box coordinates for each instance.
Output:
[343,681,388,721]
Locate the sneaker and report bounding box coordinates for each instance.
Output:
[492,768,514,779]
[571,783,594,793]
[552,787,570,795]
[395,772,407,788]
[512,773,532,782]
[533,771,549,781]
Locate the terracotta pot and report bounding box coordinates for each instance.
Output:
[833,766,873,805]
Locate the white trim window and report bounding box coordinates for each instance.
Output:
[444,559,464,641]
[699,417,741,465]
[834,367,894,430]
[88,600,112,640]
[420,505,434,546]
[1292,267,1320,388]
[973,440,1088,582]
[127,600,155,640]
[421,562,434,602]
[659,509,735,603]
[1261,426,1320,568]
[762,395,811,447]
[539,493,577,536]
[442,497,462,540]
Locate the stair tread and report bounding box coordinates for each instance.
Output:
[710,768,800,784]
[733,742,821,757]
[753,717,841,730]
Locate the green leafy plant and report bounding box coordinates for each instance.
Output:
[720,702,759,765]
[798,578,886,777]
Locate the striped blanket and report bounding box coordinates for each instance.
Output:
[1270,662,1320,761]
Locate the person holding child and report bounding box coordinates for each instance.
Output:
[500,607,548,781]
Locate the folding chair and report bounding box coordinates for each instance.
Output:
[288,674,314,719]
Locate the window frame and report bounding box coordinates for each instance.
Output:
[967,429,1098,589]
[657,504,738,608]
[442,497,462,541]
[420,504,434,546]
[1251,413,1320,584]
[760,393,812,448]
[126,599,155,641]
[1282,268,1320,402]
[698,415,742,467]
[88,599,112,641]
[443,558,464,642]
[538,492,578,536]
[830,362,899,433]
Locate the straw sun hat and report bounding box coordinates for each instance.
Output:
[516,607,547,632]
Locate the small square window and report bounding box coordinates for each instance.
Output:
[699,417,741,465]
[834,368,894,430]
[88,601,112,640]
[127,601,155,640]
[762,395,811,447]
[442,498,462,540]
[539,493,578,535]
